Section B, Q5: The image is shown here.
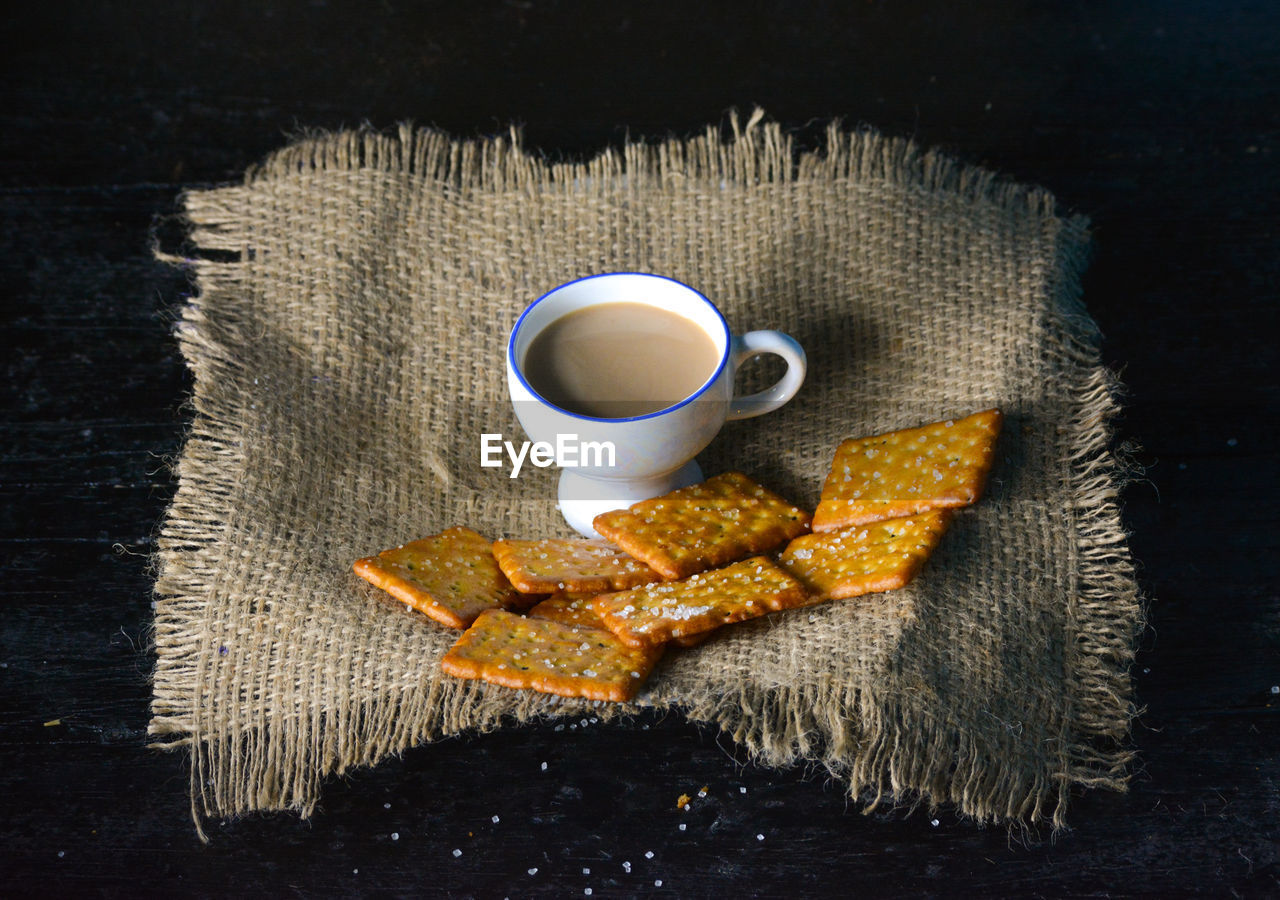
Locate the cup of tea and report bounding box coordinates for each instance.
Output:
[506,272,806,536]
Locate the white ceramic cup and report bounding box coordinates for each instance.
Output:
[506,272,806,536]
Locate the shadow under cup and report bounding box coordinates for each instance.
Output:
[506,272,802,537]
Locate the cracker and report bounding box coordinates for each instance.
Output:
[592,471,811,580]
[529,590,708,648]
[440,609,662,702]
[811,409,1002,532]
[527,592,607,630]
[353,527,522,629]
[780,511,951,600]
[591,555,809,647]
[492,538,659,594]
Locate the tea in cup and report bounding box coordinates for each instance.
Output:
[506,272,805,536]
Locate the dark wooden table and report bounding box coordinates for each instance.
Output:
[4,2,1277,895]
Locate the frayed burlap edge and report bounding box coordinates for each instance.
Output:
[150,110,1143,839]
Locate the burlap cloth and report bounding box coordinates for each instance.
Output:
[150,111,1142,838]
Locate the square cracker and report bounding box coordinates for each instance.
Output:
[592,471,811,580]
[493,538,659,594]
[811,409,1002,532]
[591,555,809,647]
[440,609,662,702]
[780,511,951,600]
[353,527,523,629]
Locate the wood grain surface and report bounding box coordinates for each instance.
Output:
[2,1,1276,894]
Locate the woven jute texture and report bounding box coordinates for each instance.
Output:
[151,111,1142,838]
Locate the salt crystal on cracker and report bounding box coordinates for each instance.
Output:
[592,471,811,580]
[591,555,808,647]
[780,511,951,600]
[493,538,659,594]
[353,527,523,629]
[812,409,1001,532]
[440,609,662,702]
[527,592,608,630]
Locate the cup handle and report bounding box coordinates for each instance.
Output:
[726,330,807,421]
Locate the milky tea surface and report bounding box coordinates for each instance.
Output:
[523,302,721,418]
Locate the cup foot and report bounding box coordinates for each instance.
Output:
[558,461,704,538]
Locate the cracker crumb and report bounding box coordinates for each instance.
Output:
[676,793,691,810]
